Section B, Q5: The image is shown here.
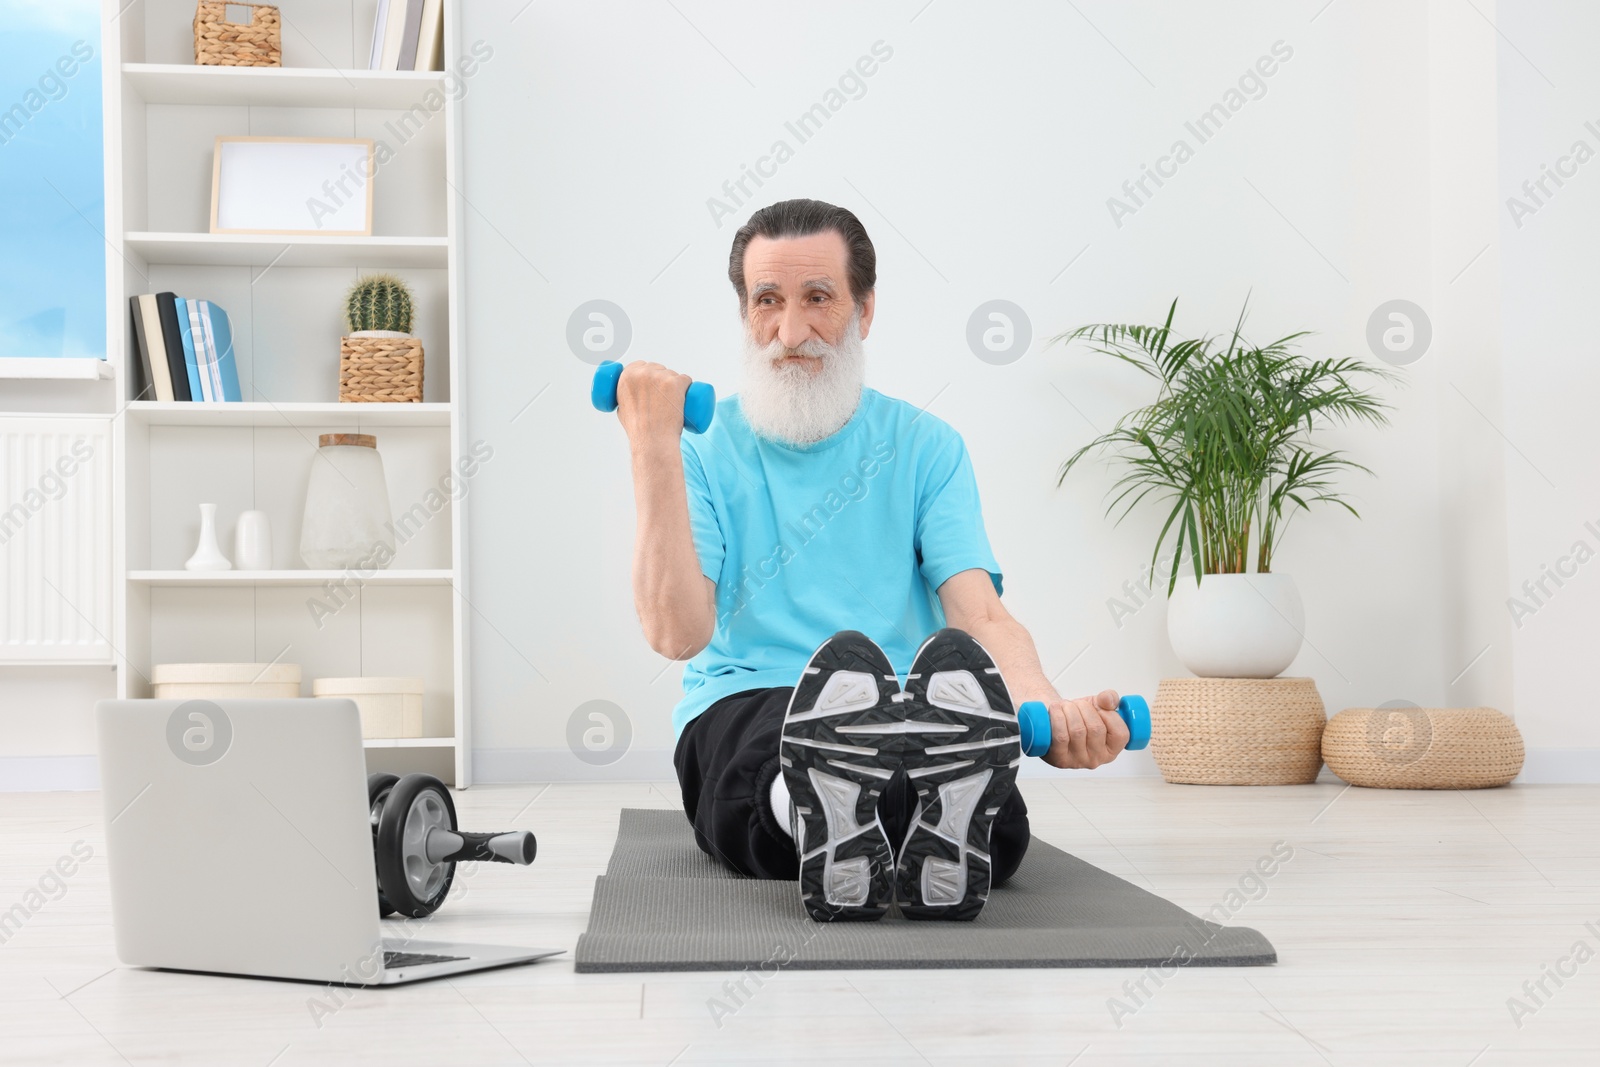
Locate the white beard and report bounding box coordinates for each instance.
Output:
[738,310,866,446]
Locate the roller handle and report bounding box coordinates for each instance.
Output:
[591,360,715,434]
[1018,695,1151,757]
[424,829,537,866]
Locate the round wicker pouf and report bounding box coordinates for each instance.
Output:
[1151,677,1326,785]
[1322,707,1523,788]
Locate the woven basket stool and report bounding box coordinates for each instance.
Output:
[1322,707,1523,788]
[340,335,424,402]
[1151,677,1326,785]
[194,2,282,67]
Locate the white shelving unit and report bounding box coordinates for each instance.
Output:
[104,0,473,783]
[123,400,453,427]
[127,570,455,587]
[0,358,116,381]
[124,232,449,268]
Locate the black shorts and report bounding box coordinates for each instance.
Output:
[672,686,1031,883]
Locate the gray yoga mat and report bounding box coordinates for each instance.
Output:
[573,809,1276,972]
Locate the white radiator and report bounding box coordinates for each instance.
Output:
[0,416,112,662]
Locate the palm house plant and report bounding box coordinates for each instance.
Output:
[339,273,424,403]
[1054,298,1395,678]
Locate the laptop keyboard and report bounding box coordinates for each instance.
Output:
[383,950,468,968]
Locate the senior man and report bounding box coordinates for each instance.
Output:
[615,199,1129,922]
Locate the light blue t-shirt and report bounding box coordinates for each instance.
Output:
[673,387,1002,737]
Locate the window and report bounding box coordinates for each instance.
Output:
[0,0,104,360]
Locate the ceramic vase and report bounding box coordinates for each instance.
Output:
[184,503,232,571]
[234,510,272,570]
[299,433,395,570]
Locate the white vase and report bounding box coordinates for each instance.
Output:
[299,433,395,570]
[184,503,232,571]
[1166,572,1304,678]
[234,510,272,570]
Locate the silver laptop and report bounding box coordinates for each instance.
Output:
[96,697,563,984]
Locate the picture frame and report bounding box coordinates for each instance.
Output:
[209,136,375,236]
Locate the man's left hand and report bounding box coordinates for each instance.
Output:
[1037,690,1128,769]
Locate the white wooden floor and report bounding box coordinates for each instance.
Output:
[2,779,1597,1066]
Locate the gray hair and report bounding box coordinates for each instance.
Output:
[727,199,876,308]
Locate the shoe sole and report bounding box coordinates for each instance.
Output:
[894,628,1021,921]
[780,630,901,922]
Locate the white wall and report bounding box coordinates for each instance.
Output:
[1495,0,1600,776]
[453,0,1543,781]
[10,0,1592,786]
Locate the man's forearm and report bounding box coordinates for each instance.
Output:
[630,437,713,658]
[961,614,1060,709]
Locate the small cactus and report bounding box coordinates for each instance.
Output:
[345,273,415,334]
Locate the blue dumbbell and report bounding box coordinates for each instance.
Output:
[1017,695,1151,757]
[591,360,716,435]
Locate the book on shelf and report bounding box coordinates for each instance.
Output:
[134,294,241,403]
[174,297,203,401]
[398,0,426,70]
[153,293,192,402]
[378,0,408,69]
[370,0,444,71]
[197,301,242,402]
[129,294,175,401]
[414,0,444,72]
[367,0,390,70]
[185,297,211,400]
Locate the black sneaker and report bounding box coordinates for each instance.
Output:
[780,630,902,922]
[894,628,1022,921]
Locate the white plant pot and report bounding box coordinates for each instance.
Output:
[1166,572,1305,679]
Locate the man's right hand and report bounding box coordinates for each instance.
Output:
[616,361,693,448]
[615,360,714,659]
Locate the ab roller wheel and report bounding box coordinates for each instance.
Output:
[591,360,717,434]
[366,772,400,917]
[365,772,538,919]
[1016,695,1152,757]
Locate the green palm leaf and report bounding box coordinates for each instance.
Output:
[1050,298,1398,593]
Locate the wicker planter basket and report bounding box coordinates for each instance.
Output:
[194,2,282,67]
[1151,676,1326,785]
[340,334,424,403]
[1322,707,1524,789]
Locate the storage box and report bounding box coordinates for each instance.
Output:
[152,662,301,700]
[312,676,426,738]
[193,2,282,67]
